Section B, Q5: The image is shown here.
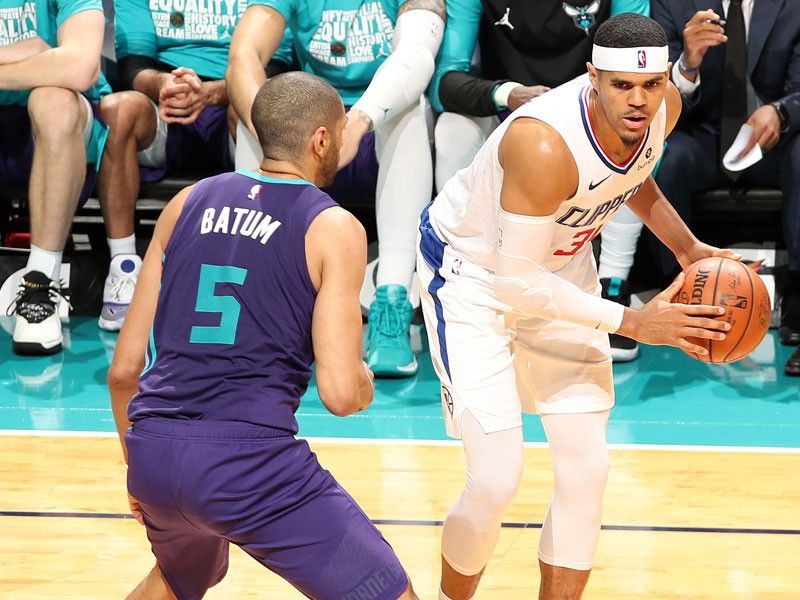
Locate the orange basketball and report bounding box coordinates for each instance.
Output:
[673,256,771,363]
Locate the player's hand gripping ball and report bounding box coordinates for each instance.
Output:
[672,256,771,363]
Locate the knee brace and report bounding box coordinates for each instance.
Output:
[538,411,611,570]
[441,411,524,575]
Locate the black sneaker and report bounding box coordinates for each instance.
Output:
[600,277,639,362]
[7,271,67,356]
[785,346,800,376]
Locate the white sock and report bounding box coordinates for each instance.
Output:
[108,234,136,257]
[26,244,62,282]
[439,588,455,600]
[597,205,643,281]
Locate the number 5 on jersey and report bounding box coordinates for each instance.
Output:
[190,264,248,345]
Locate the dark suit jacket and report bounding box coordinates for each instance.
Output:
[652,0,800,139]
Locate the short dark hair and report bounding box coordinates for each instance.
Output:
[251,72,343,161]
[594,13,668,49]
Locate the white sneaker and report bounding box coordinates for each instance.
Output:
[10,270,66,355]
[98,254,142,332]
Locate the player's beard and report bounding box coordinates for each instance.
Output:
[318,145,340,188]
[617,117,648,147]
[617,110,651,147]
[619,130,644,148]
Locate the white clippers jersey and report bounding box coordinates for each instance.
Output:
[428,74,667,273]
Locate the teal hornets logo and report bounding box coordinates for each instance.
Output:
[562,0,601,35]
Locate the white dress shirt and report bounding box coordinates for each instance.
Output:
[673,0,755,96]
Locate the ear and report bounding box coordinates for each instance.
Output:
[586,62,599,91]
[310,126,329,160]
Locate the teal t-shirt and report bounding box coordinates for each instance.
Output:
[115,0,248,80]
[0,0,111,106]
[427,0,479,113]
[610,0,650,16]
[428,0,650,113]
[248,0,400,105]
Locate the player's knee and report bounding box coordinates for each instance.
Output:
[442,453,520,576]
[466,458,523,515]
[27,87,84,140]
[100,91,153,143]
[554,447,610,501]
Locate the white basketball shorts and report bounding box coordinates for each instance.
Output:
[417,205,614,439]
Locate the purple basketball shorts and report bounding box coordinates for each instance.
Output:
[126,418,408,600]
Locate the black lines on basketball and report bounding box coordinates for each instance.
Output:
[707,256,725,363]
[674,256,770,364]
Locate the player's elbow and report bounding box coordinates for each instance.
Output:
[494,273,559,320]
[318,385,362,417]
[316,369,371,417]
[324,399,360,418]
[226,27,267,82]
[69,60,101,92]
[493,275,520,310]
[224,50,245,85]
[225,51,257,120]
[107,359,140,392]
[397,44,436,94]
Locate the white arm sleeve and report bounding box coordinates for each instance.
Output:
[494,209,625,333]
[351,8,444,128]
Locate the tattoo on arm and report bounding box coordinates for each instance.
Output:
[398,0,445,20]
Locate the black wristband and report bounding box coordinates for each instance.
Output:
[770,101,790,134]
[439,71,508,116]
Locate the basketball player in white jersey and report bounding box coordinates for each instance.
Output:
[418,13,740,600]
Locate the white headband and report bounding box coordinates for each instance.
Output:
[591,45,669,73]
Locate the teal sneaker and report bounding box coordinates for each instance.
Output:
[365,284,418,378]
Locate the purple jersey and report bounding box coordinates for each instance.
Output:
[129,169,337,433]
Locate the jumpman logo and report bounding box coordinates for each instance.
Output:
[495,7,514,30]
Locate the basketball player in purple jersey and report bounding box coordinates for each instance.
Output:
[108,72,418,600]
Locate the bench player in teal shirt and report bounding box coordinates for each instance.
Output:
[228,0,446,378]
[93,0,292,332]
[2,0,110,356]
